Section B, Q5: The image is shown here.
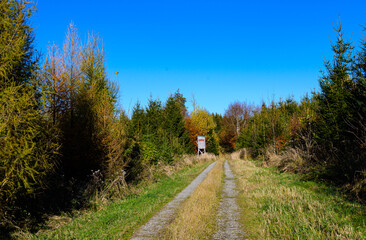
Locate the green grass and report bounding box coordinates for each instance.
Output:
[230,159,366,240]
[29,162,211,240]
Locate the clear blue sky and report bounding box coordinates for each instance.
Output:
[33,0,366,115]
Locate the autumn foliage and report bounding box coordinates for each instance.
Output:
[185,108,220,155]
[1,0,366,235]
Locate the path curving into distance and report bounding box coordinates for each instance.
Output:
[131,161,217,240]
[213,160,247,239]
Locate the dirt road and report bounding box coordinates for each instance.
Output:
[131,160,246,239]
[213,160,246,239]
[131,161,217,240]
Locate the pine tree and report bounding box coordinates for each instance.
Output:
[316,18,355,179]
[0,0,37,89]
[145,97,162,135]
[0,1,59,227]
[163,90,190,154]
[318,19,354,140]
[141,98,163,164]
[347,26,366,182]
[164,91,185,138]
[0,86,59,205]
[129,101,146,140]
[351,26,366,147]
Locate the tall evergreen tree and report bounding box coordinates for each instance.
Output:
[164,91,185,137]
[347,26,366,180]
[0,0,37,89]
[145,97,163,135]
[129,101,145,140]
[316,18,355,179]
[0,1,59,228]
[163,90,191,155]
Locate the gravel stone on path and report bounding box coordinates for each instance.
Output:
[213,160,247,240]
[131,161,217,240]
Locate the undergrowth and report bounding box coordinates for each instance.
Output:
[12,156,214,239]
[230,157,366,240]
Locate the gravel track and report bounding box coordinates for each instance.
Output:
[130,161,217,240]
[213,160,247,239]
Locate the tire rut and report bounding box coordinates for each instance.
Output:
[213,160,247,239]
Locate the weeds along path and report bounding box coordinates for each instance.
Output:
[131,161,217,240]
[231,158,366,239]
[213,160,247,239]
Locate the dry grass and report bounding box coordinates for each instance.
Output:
[88,154,215,209]
[162,158,224,240]
[229,148,248,160]
[264,147,305,173]
[24,160,214,240]
[229,158,366,240]
[151,153,218,178]
[14,155,215,239]
[228,158,266,238]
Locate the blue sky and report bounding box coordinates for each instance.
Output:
[33,0,366,115]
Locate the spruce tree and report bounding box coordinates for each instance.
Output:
[163,91,191,154]
[348,26,366,178]
[141,98,163,164]
[129,101,146,140]
[316,18,355,179]
[145,97,162,135]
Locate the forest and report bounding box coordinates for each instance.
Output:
[1,0,365,235]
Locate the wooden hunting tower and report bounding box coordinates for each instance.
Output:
[196,135,206,155]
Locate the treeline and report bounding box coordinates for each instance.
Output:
[0,1,221,233]
[2,0,365,234]
[219,20,366,201]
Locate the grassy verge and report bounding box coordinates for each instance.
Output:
[20,160,212,240]
[162,159,224,239]
[229,158,366,240]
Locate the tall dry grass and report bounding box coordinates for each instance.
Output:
[229,158,366,239]
[90,153,216,208]
[230,147,306,174]
[162,158,224,239]
[227,148,248,160]
[264,148,306,173]
[151,153,218,177]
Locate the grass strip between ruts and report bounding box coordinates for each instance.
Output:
[162,159,224,239]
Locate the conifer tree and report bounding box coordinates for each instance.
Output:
[317,19,354,141]
[351,26,366,145]
[145,97,163,135]
[316,18,355,179]
[163,90,191,154]
[347,27,366,179]
[164,91,185,138]
[0,86,59,205]
[66,33,119,176]
[41,43,67,124]
[140,98,163,164]
[0,0,37,89]
[0,1,59,227]
[129,101,146,140]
